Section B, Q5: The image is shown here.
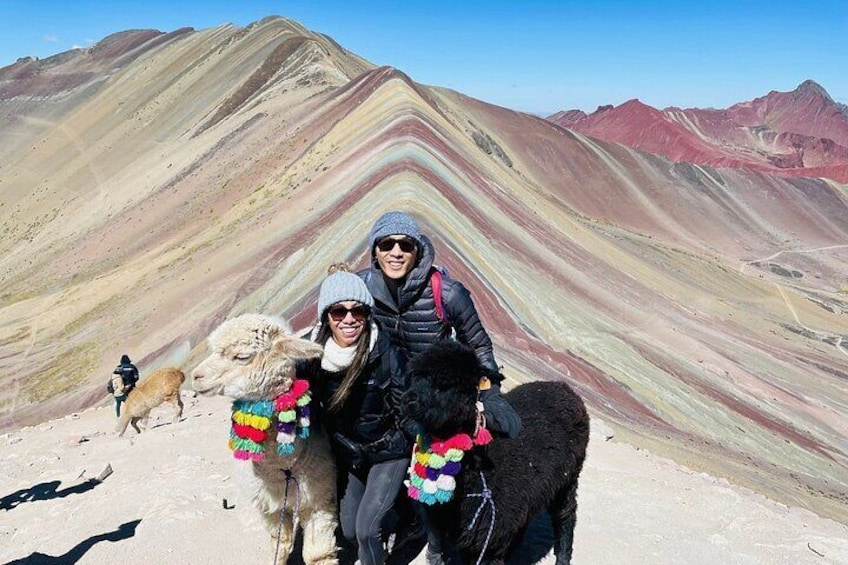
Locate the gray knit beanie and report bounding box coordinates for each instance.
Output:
[317,271,374,318]
[368,211,421,256]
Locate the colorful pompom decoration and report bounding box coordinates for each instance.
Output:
[407,426,493,505]
[229,380,312,460]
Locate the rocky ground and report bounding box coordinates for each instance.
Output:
[1,393,846,564]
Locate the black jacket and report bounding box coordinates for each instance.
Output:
[360,235,522,439]
[303,329,414,469]
[360,235,496,372]
[112,362,139,392]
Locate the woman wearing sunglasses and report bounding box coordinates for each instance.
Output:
[303,264,414,565]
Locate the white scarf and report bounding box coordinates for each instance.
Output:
[314,322,379,372]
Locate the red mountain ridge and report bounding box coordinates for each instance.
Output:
[549,80,848,183]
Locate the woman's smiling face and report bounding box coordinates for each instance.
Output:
[327,300,368,347]
[374,235,418,279]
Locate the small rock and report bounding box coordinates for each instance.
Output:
[95,463,113,482]
[66,435,90,446]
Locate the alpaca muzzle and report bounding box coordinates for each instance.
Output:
[191,367,217,395]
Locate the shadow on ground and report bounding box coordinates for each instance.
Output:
[0,479,102,512]
[4,519,141,564]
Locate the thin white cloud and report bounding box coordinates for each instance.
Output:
[43,34,60,43]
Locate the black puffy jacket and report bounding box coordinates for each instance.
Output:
[112,362,139,392]
[360,235,497,372]
[360,235,521,438]
[304,329,415,469]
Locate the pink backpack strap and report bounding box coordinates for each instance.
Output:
[430,267,447,325]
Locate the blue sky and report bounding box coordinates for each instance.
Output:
[1,1,846,115]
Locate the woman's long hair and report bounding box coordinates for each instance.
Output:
[313,312,372,412]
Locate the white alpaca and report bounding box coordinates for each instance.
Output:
[192,314,338,565]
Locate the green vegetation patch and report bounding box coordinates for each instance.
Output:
[23,341,101,403]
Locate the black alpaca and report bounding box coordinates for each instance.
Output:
[403,340,590,565]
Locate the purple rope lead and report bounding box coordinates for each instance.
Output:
[466,471,496,565]
[273,470,300,565]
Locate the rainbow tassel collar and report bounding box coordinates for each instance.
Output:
[407,427,492,505]
[229,379,312,460]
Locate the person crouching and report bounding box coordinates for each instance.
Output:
[301,264,415,565]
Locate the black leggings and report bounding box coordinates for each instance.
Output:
[339,458,409,565]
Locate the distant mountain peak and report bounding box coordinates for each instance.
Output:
[617,98,660,114]
[795,79,829,97]
[547,109,587,123]
[620,98,647,107]
[788,79,835,107]
[586,99,659,119]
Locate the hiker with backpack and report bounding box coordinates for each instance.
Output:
[107,354,139,417]
[361,211,522,565]
[360,210,521,438]
[362,211,523,564]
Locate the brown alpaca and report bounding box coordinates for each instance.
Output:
[116,367,185,436]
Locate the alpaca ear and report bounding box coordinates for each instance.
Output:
[274,335,324,360]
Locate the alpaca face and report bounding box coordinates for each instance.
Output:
[402,340,481,438]
[404,378,478,438]
[192,314,323,400]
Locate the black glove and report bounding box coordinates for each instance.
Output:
[365,432,409,464]
[333,432,370,469]
[479,366,506,386]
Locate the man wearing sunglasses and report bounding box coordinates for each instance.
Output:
[362,211,522,565]
[361,211,521,439]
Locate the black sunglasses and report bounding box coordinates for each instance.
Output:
[375,237,416,253]
[327,305,369,322]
